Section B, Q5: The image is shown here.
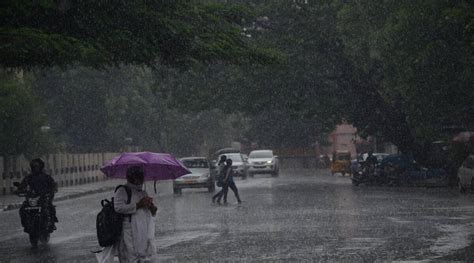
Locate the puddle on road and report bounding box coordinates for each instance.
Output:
[49,231,94,244]
[156,230,218,249]
[428,223,474,258]
[387,217,413,224]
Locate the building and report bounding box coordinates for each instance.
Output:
[329,124,358,158]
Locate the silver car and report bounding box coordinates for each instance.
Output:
[173,157,215,194]
[247,150,279,177]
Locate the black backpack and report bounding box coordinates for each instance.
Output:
[96,185,131,247]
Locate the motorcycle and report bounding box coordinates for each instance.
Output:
[13,182,56,247]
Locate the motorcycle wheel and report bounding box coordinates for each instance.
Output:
[39,233,50,244]
[29,233,39,248]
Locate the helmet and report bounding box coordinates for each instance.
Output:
[30,158,45,171]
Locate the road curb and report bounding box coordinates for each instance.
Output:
[1,186,116,212]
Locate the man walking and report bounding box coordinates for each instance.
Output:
[221,159,242,205]
[212,155,227,204]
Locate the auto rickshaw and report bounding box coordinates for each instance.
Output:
[331,151,351,176]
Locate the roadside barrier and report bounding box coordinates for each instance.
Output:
[0,153,118,195]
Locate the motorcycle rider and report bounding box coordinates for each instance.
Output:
[15,158,58,243]
[364,151,378,169]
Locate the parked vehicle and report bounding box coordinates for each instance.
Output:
[351,152,389,176]
[217,153,248,179]
[331,151,351,176]
[351,162,384,186]
[374,153,390,162]
[352,154,449,187]
[13,182,56,247]
[173,157,215,194]
[247,150,280,177]
[457,154,474,193]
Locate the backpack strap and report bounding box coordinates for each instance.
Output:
[114,185,133,222]
[114,185,132,204]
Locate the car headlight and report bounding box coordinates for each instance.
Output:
[266,161,272,164]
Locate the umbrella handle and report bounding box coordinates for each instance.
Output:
[154,180,157,194]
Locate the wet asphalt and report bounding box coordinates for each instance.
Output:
[1,169,474,262]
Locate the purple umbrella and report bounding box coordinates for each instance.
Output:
[101,152,191,181]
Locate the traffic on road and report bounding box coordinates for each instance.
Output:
[2,167,474,262]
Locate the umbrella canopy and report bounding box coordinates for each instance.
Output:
[101,152,191,181]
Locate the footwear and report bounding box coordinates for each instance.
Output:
[212,198,216,204]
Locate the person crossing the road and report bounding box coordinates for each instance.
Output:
[212,155,228,204]
[221,159,242,205]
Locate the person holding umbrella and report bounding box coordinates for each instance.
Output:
[97,166,157,263]
[97,152,191,262]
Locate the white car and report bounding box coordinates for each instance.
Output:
[173,157,215,194]
[247,150,279,177]
[457,154,474,193]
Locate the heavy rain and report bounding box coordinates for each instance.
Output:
[0,0,473,262]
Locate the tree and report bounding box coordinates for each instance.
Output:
[336,0,474,167]
[160,1,343,148]
[0,1,282,157]
[162,0,473,171]
[33,66,164,152]
[0,1,280,69]
[0,72,53,156]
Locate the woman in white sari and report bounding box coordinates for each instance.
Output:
[97,166,157,263]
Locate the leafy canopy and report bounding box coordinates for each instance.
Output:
[0,1,281,69]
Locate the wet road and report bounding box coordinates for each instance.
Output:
[1,169,474,262]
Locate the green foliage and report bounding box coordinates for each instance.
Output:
[0,73,53,156]
[0,1,279,69]
[162,0,473,167]
[337,0,473,164]
[162,109,248,157]
[34,66,162,152]
[244,110,325,149]
[31,66,247,156]
[2,0,472,167]
[160,1,342,148]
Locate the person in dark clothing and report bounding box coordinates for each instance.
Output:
[212,155,227,204]
[17,159,56,196]
[221,159,242,205]
[16,158,58,233]
[365,151,378,168]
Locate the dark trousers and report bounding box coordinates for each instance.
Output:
[212,188,225,202]
[222,181,241,203]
